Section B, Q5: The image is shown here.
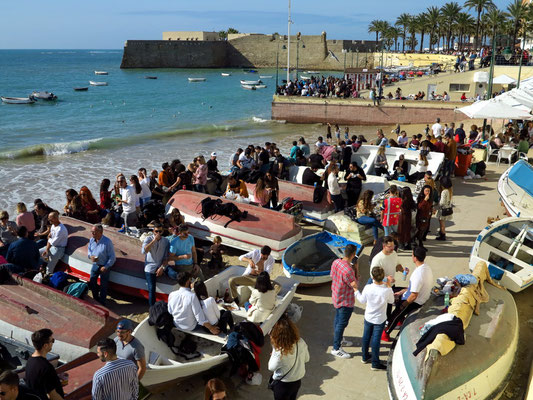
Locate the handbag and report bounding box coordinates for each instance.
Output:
[268,342,299,390]
[441,207,453,216]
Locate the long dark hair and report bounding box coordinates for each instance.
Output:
[417,185,433,204]
[400,187,416,211]
[255,271,274,293]
[130,175,142,195]
[100,178,111,193]
[193,280,209,307]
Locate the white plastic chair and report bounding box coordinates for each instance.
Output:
[486,143,500,163]
[497,147,517,166]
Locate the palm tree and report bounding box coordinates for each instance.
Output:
[407,16,419,51]
[426,6,442,51]
[416,13,430,52]
[507,0,527,48]
[455,12,476,50]
[385,26,401,51]
[464,0,496,49]
[485,8,508,36]
[396,13,412,52]
[441,2,462,51]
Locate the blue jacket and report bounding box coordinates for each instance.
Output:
[6,238,40,271]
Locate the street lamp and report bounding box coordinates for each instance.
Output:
[342,49,347,74]
[286,0,292,83]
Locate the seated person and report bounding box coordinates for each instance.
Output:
[167,224,204,280]
[224,175,249,200]
[302,166,322,186]
[245,271,277,323]
[6,226,40,274]
[193,280,234,333]
[391,154,409,180]
[167,271,220,335]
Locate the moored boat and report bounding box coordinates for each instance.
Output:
[388,261,518,400]
[133,265,298,390]
[166,191,303,260]
[31,91,58,100]
[89,81,108,86]
[282,231,362,285]
[221,73,231,76]
[188,77,206,82]
[259,75,272,79]
[74,87,89,91]
[469,217,533,292]
[240,80,261,85]
[498,160,533,218]
[241,84,257,90]
[254,84,267,89]
[306,70,319,74]
[94,71,108,75]
[145,76,158,79]
[1,96,35,104]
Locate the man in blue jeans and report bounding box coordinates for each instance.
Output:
[330,244,359,359]
[141,223,169,306]
[166,224,204,281]
[88,224,116,305]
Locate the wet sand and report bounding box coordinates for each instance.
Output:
[102,161,532,400]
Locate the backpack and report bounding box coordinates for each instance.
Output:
[65,282,89,299]
[148,301,180,355]
[200,197,222,220]
[0,265,12,284]
[49,272,68,290]
[313,184,327,203]
[199,197,248,228]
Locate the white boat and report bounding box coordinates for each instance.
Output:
[254,84,267,89]
[166,191,302,260]
[221,73,231,77]
[307,70,319,74]
[259,75,272,79]
[300,75,311,80]
[133,265,299,390]
[1,96,35,104]
[389,261,518,400]
[470,217,533,292]
[498,160,533,218]
[31,91,58,100]
[94,71,108,75]
[240,80,261,85]
[188,77,207,82]
[282,231,362,285]
[241,84,257,90]
[89,81,108,86]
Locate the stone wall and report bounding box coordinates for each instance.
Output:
[271,96,463,125]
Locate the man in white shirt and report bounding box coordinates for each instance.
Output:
[137,168,152,207]
[431,118,443,138]
[117,176,138,234]
[327,164,344,212]
[397,131,409,148]
[315,136,327,149]
[167,271,220,334]
[228,245,280,305]
[382,246,433,341]
[370,236,405,282]
[40,211,68,274]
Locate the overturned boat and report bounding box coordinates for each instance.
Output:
[498,160,533,218]
[470,217,533,292]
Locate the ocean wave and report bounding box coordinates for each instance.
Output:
[252,116,269,123]
[0,138,103,160]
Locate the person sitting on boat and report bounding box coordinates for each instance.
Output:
[142,223,169,307]
[237,148,256,171]
[0,210,18,257]
[168,271,220,335]
[39,211,68,275]
[263,171,280,209]
[373,146,390,179]
[206,152,223,194]
[391,154,409,181]
[63,188,78,216]
[224,175,249,200]
[193,280,234,333]
[382,246,433,342]
[370,129,388,147]
[33,202,53,249]
[244,271,278,323]
[302,165,323,187]
[88,224,116,306]
[355,190,382,243]
[298,137,311,158]
[271,148,289,180]
[0,370,41,400]
[5,226,40,274]
[228,245,280,306]
[409,153,429,184]
[167,224,204,281]
[397,131,409,148]
[79,186,101,224]
[309,147,325,169]
[158,162,173,189]
[114,319,146,381]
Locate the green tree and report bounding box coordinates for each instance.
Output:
[415,13,430,52]
[368,19,382,46]
[426,6,442,51]
[507,0,527,49]
[396,13,412,52]
[441,2,462,51]
[455,12,476,49]
[464,0,496,49]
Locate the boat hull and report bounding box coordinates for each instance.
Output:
[497,160,533,218]
[89,81,108,86]
[188,78,206,82]
[1,96,35,104]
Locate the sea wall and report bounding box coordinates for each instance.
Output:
[271,96,464,125]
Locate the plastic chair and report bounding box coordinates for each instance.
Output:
[486,143,499,163]
[497,148,517,166]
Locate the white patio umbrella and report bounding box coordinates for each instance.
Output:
[492,74,517,85]
[455,98,532,119]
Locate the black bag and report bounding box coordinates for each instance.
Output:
[178,334,198,354]
[268,342,298,390]
[441,207,453,216]
[313,184,327,203]
[200,197,222,220]
[148,301,179,354]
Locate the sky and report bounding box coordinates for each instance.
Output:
[1,0,512,49]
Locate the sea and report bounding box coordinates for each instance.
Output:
[0,50,350,212]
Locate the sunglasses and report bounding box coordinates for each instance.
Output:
[154,230,163,233]
[0,391,6,396]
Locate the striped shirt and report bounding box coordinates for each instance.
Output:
[92,358,138,400]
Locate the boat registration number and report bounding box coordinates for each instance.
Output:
[457,388,477,400]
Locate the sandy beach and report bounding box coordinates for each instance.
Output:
[100,160,532,400]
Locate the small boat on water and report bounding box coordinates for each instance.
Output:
[254,84,267,89]
[188,77,207,82]
[31,91,58,100]
[145,76,158,79]
[240,80,261,85]
[300,75,311,80]
[241,84,257,90]
[388,261,518,400]
[0,273,118,362]
[259,75,272,79]
[94,71,108,75]
[1,96,35,104]
[221,73,231,77]
[498,160,533,218]
[74,87,89,91]
[307,70,319,74]
[470,217,533,292]
[167,191,303,260]
[133,265,298,390]
[243,69,258,73]
[89,81,108,86]
[282,231,362,285]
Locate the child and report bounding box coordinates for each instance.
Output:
[208,236,225,270]
[409,135,420,150]
[354,266,394,370]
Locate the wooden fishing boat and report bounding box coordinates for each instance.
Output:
[240,80,261,85]
[58,216,180,302]
[94,71,108,75]
[253,84,267,89]
[259,75,272,79]
[188,77,206,82]
[241,84,257,90]
[221,73,231,77]
[0,334,60,372]
[1,96,35,104]
[145,76,158,79]
[388,262,518,400]
[470,217,533,292]
[0,274,118,362]
[89,81,108,86]
[30,91,58,100]
[133,265,298,390]
[74,87,89,91]
[167,191,302,260]
[57,352,101,400]
[498,160,533,218]
[282,231,362,285]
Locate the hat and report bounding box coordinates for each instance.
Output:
[211,152,217,157]
[117,319,134,331]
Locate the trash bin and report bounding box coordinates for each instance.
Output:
[455,153,473,176]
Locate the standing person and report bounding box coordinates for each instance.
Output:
[415,185,434,250]
[397,187,416,251]
[0,370,41,400]
[431,118,443,138]
[370,236,405,290]
[138,168,152,207]
[454,123,466,144]
[15,202,35,240]
[435,176,453,241]
[114,320,146,380]
[40,212,68,275]
[354,266,394,370]
[382,247,433,341]
[129,176,142,212]
[345,161,366,207]
[373,146,390,178]
[167,224,204,280]
[381,185,402,236]
[204,378,227,400]
[24,329,65,400]
[142,223,169,306]
[116,176,138,234]
[194,155,208,193]
[339,141,352,172]
[99,179,113,211]
[327,164,344,212]
[334,124,341,143]
[92,338,138,400]
[330,244,359,359]
[0,211,18,257]
[88,224,116,306]
[264,171,280,209]
[326,124,332,142]
[443,133,457,177]
[268,316,310,400]
[298,137,310,158]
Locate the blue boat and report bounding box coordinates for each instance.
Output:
[282,231,362,285]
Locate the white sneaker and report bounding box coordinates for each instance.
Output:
[341,339,353,347]
[331,348,351,359]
